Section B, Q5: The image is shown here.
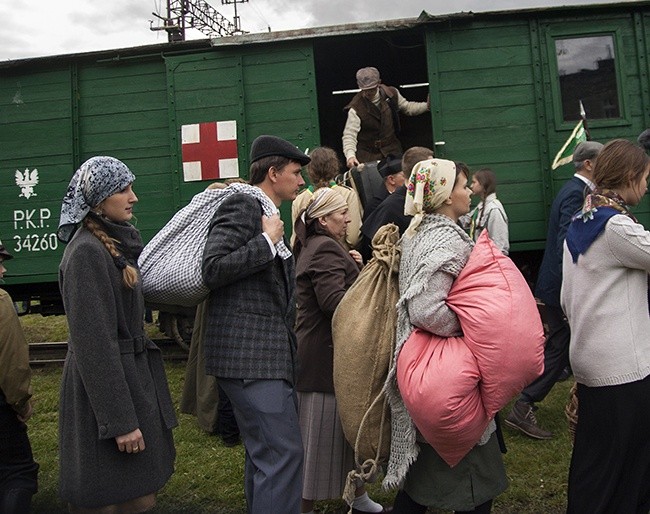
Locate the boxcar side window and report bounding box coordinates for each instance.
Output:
[555,35,619,121]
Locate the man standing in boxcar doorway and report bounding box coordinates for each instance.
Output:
[202,135,310,514]
[505,141,603,439]
[342,66,429,169]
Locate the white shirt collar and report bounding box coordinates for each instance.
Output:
[574,173,595,191]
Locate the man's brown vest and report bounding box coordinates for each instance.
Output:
[345,85,402,163]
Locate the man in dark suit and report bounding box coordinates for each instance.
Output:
[361,153,404,221]
[202,135,310,513]
[505,141,603,439]
[359,146,433,262]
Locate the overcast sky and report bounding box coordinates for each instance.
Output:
[1,0,639,61]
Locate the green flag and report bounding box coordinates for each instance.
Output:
[551,119,587,170]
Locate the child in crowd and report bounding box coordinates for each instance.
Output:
[460,167,509,255]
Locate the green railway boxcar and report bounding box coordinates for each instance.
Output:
[2,1,650,317]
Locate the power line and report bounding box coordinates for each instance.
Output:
[221,0,248,33]
[244,0,272,32]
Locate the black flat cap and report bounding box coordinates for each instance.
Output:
[0,240,13,260]
[250,135,311,166]
[378,154,403,178]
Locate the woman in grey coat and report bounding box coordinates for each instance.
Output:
[57,156,177,513]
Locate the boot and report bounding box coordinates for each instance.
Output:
[504,400,553,440]
[0,488,34,514]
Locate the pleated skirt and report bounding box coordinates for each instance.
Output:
[298,391,355,501]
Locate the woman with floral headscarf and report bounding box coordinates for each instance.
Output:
[383,159,507,514]
[57,156,177,513]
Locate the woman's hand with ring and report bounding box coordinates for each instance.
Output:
[115,428,145,454]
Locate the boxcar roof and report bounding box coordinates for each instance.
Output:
[210,0,649,47]
[0,0,647,68]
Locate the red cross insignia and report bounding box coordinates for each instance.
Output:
[181,121,239,181]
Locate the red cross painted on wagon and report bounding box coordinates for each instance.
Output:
[181,121,239,181]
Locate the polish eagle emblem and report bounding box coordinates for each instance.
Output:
[15,168,39,199]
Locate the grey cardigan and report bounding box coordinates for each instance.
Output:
[58,217,176,508]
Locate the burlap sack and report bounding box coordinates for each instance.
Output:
[332,223,400,468]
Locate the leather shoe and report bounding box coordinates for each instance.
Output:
[351,507,393,514]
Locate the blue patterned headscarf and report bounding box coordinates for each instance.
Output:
[57,156,135,243]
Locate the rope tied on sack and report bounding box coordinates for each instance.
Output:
[338,224,401,509]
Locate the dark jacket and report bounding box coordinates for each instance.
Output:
[58,218,177,508]
[346,85,402,162]
[202,194,298,385]
[535,176,590,307]
[360,185,411,262]
[295,233,360,393]
[362,186,390,222]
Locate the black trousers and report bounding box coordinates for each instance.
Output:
[0,404,38,496]
[520,304,570,404]
[216,384,240,444]
[567,375,650,514]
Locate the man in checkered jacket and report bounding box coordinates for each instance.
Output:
[202,135,310,514]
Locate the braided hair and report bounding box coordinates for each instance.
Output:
[83,216,139,289]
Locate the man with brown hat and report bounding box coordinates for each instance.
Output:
[202,135,310,513]
[0,241,39,513]
[342,66,429,169]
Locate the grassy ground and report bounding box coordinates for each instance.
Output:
[23,315,574,513]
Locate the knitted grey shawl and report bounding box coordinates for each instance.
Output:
[383,214,473,489]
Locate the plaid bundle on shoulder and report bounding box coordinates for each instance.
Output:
[138,183,286,307]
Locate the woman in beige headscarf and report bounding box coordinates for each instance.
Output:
[384,159,507,514]
[293,188,387,514]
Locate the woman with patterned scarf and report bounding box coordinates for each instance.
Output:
[57,156,177,513]
[561,139,650,514]
[384,159,507,514]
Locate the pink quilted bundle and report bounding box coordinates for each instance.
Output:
[397,231,544,467]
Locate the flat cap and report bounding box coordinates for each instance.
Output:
[573,141,603,163]
[250,135,311,166]
[356,67,381,90]
[0,240,13,260]
[378,154,403,178]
